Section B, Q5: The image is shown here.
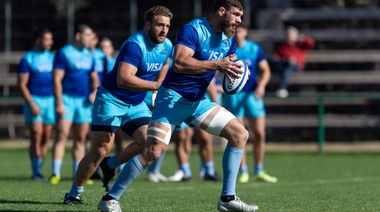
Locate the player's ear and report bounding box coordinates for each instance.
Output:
[144,21,151,30]
[218,7,226,16]
[75,32,81,41]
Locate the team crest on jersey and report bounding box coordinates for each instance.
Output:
[161,50,166,55]
[222,39,228,45]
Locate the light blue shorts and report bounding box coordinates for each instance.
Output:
[144,91,154,111]
[92,86,152,135]
[223,91,266,119]
[204,93,222,105]
[61,94,92,124]
[23,95,55,125]
[151,87,218,127]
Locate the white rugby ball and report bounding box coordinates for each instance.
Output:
[222,60,249,95]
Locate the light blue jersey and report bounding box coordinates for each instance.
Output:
[53,44,95,97]
[92,48,107,82]
[236,40,265,92]
[223,40,266,118]
[102,30,173,105]
[18,49,54,96]
[18,49,55,124]
[106,56,116,73]
[163,17,236,101]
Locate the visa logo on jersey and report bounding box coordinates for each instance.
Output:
[208,51,224,61]
[147,63,163,72]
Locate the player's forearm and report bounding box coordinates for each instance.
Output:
[53,82,63,105]
[117,75,160,91]
[257,61,271,88]
[19,85,35,106]
[173,56,219,74]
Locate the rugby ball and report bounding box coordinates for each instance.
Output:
[222,60,249,95]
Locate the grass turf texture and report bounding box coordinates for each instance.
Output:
[0,148,380,211]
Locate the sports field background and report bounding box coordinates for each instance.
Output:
[0,143,380,211]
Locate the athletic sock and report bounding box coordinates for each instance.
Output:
[180,162,192,177]
[31,158,39,177]
[107,154,122,169]
[73,160,80,176]
[240,164,248,174]
[68,183,84,197]
[52,159,62,176]
[204,161,215,176]
[254,164,263,175]
[147,152,165,173]
[37,158,43,174]
[108,156,145,200]
[221,145,244,196]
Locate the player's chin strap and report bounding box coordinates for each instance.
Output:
[192,106,235,136]
[147,122,175,145]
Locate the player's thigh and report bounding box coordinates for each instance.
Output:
[90,131,115,155]
[192,98,235,136]
[92,85,129,130]
[120,101,151,139]
[23,95,43,124]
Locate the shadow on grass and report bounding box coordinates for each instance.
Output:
[0,176,73,181]
[0,198,63,205]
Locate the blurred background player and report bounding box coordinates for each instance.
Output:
[50,24,99,185]
[224,23,276,183]
[63,6,173,205]
[89,32,107,82]
[269,26,315,98]
[100,37,127,166]
[17,27,55,181]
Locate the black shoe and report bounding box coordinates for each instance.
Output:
[90,172,102,180]
[32,173,47,182]
[181,176,192,182]
[204,173,222,182]
[100,156,116,192]
[63,193,84,205]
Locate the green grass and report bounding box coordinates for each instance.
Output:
[0,148,380,211]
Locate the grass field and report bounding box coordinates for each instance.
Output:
[0,147,380,211]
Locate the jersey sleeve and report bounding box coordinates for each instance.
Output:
[18,56,30,74]
[119,42,142,68]
[228,38,237,55]
[175,25,199,51]
[53,49,67,71]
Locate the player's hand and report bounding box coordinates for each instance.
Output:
[56,104,65,117]
[89,91,96,104]
[217,56,243,82]
[30,103,41,116]
[255,85,265,98]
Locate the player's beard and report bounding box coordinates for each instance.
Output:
[148,26,165,45]
[221,16,236,38]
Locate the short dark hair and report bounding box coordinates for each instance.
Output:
[213,0,245,12]
[144,6,173,23]
[75,24,92,34]
[32,27,51,41]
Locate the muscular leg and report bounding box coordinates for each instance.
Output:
[196,128,216,178]
[72,123,90,176]
[106,122,173,200]
[51,120,72,178]
[68,131,115,197]
[248,116,266,173]
[29,122,43,178]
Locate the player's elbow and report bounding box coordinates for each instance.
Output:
[173,59,186,73]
